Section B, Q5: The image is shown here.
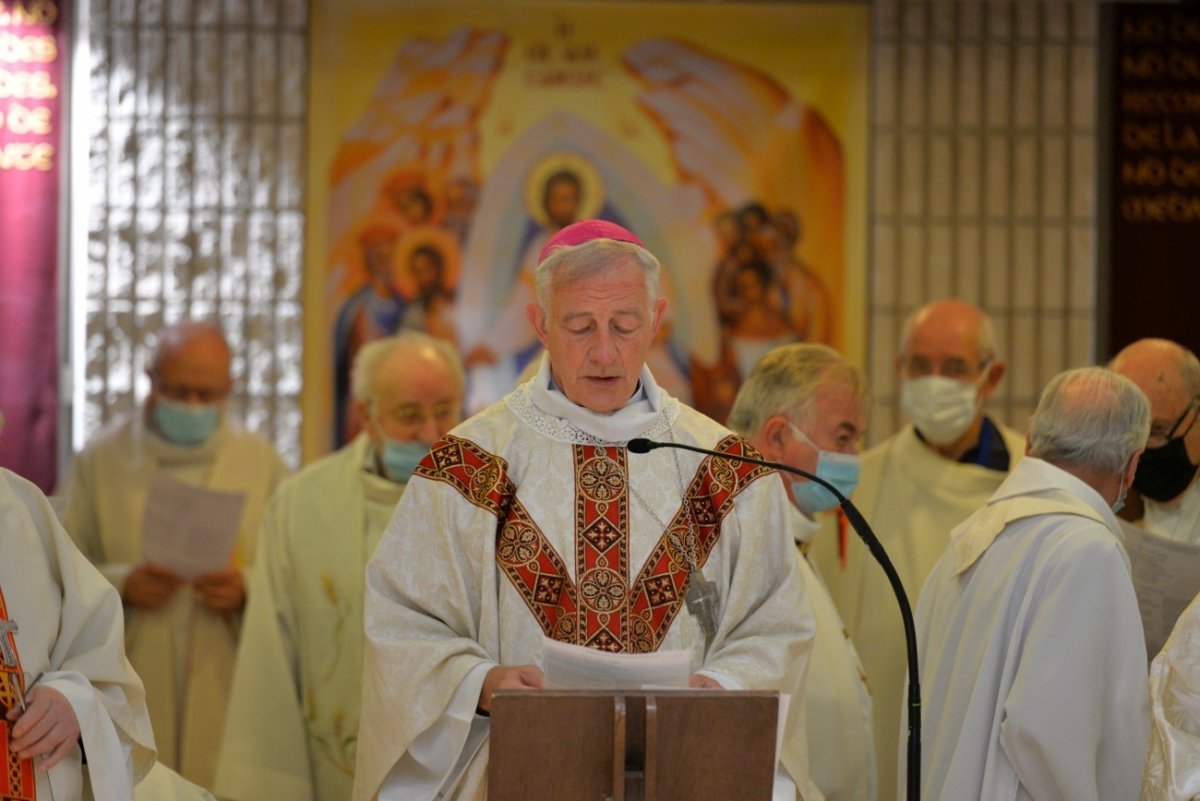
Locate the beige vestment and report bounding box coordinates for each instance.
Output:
[63,414,287,787]
[216,435,400,801]
[791,507,874,801]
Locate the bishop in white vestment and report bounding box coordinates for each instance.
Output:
[911,368,1151,801]
[0,466,156,801]
[354,222,817,801]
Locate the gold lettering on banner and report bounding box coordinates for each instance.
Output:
[0,0,58,172]
[1118,10,1200,223]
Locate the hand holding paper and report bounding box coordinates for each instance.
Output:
[123,563,185,609]
[194,567,246,613]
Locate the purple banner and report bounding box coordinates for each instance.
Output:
[0,0,65,491]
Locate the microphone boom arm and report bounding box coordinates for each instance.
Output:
[626,437,921,801]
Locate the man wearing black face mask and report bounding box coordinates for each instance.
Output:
[1111,338,1200,544]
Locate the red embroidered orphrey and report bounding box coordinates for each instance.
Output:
[418,434,771,653]
[0,587,35,801]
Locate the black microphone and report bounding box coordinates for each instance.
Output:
[626,436,921,801]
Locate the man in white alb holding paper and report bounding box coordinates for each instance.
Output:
[62,321,288,788]
[353,220,816,801]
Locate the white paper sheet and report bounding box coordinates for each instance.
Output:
[141,473,246,579]
[541,636,691,690]
[1122,521,1200,659]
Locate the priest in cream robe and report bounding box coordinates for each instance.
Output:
[0,442,156,799]
[61,321,288,787]
[810,299,1024,801]
[354,220,817,801]
[911,367,1151,801]
[1111,338,1200,545]
[729,343,875,801]
[1142,589,1200,801]
[215,332,465,801]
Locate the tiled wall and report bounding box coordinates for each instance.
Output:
[74,0,308,466]
[867,0,1100,444]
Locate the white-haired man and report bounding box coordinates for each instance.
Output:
[215,332,464,801]
[62,321,288,787]
[812,298,1025,799]
[1110,338,1200,543]
[353,220,815,801]
[911,367,1150,800]
[729,343,875,801]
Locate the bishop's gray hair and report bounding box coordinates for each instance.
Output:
[727,343,866,436]
[1029,367,1150,474]
[535,238,661,313]
[350,331,465,406]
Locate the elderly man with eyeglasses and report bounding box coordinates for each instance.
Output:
[810,298,1026,801]
[62,320,288,789]
[215,332,465,801]
[1110,338,1200,545]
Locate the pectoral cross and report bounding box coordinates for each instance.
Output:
[685,570,720,647]
[0,618,18,668]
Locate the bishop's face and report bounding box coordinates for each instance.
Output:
[527,257,667,415]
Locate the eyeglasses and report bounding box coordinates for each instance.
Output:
[155,381,231,404]
[903,356,990,381]
[1148,394,1200,448]
[380,401,459,433]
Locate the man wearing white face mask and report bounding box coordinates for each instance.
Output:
[216,332,464,801]
[62,320,288,788]
[730,343,875,801]
[811,298,1025,801]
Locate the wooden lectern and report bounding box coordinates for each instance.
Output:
[488,690,779,801]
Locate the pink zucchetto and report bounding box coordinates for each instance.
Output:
[537,219,646,264]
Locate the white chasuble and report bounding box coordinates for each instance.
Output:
[0,468,156,801]
[811,421,1024,801]
[912,458,1149,801]
[791,508,874,801]
[62,414,287,788]
[1142,590,1200,801]
[216,435,400,801]
[354,369,816,801]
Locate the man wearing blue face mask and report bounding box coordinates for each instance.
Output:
[810,298,1026,801]
[729,343,875,801]
[61,321,288,789]
[215,332,464,801]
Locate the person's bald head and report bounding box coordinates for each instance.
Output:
[898,299,997,373]
[1110,338,1200,471]
[146,321,233,407]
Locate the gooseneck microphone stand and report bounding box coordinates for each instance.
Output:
[627,437,920,801]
